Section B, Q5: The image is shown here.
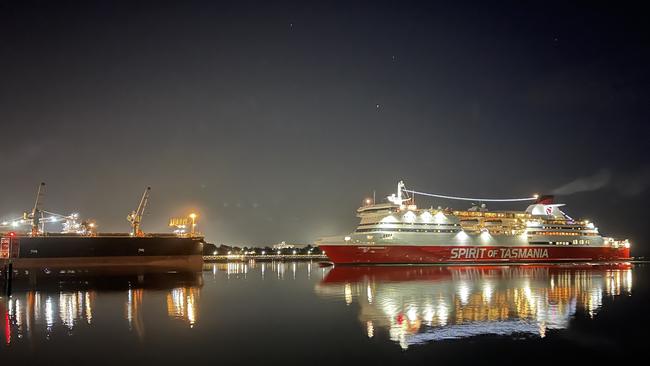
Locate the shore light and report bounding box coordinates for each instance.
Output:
[189,213,198,236]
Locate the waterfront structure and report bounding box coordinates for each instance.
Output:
[0,183,204,268]
[318,181,631,264]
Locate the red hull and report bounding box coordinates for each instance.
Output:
[320,244,631,264]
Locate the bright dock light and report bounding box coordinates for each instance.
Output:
[188,213,198,236]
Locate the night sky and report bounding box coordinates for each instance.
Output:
[1,1,648,254]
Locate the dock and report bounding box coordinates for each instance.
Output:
[203,254,329,262]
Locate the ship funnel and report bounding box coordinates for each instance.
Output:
[535,195,554,205]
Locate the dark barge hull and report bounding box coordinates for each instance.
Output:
[8,235,204,270]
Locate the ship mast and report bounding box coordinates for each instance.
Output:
[127,187,151,237]
[387,180,410,206]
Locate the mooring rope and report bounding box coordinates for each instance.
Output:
[403,189,538,202]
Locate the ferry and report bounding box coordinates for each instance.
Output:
[317,181,631,264]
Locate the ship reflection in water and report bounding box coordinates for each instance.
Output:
[0,261,641,363]
[315,264,633,350]
[1,268,202,344]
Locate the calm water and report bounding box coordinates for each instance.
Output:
[1,262,646,365]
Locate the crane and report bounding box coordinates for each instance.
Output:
[30,182,46,236]
[0,182,95,236]
[127,187,151,237]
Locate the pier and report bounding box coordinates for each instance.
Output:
[1,234,17,296]
[203,254,329,262]
[1,259,12,296]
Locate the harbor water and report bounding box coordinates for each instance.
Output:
[1,262,646,365]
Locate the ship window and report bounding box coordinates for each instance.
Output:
[357,228,460,234]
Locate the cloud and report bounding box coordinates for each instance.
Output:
[552,169,611,195]
[616,165,650,196]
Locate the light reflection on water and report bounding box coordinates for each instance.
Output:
[166,287,200,327]
[1,262,330,346]
[204,260,329,281]
[314,264,634,349]
[0,261,638,358]
[1,269,203,344]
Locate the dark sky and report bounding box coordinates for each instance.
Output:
[1,0,648,254]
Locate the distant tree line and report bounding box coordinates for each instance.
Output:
[202,243,322,256]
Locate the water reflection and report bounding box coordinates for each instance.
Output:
[3,261,635,357]
[202,260,327,281]
[126,288,144,338]
[1,267,202,344]
[315,264,633,350]
[166,287,200,327]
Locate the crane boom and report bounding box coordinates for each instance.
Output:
[127,187,151,237]
[31,182,46,236]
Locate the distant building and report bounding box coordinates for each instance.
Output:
[272,241,309,250]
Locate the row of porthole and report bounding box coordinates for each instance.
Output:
[355,228,461,233]
[358,222,460,227]
[528,231,597,236]
[529,240,590,245]
[543,226,589,230]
